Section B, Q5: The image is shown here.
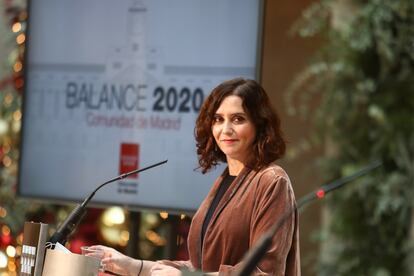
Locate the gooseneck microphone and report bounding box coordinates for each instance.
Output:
[47,159,168,246]
[233,160,382,276]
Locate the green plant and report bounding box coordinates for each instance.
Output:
[288,0,414,275]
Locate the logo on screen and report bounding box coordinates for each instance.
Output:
[120,143,139,179]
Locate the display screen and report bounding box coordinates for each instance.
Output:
[18,0,263,212]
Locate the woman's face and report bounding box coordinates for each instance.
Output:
[212,95,256,164]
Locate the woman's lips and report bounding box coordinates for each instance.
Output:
[221,139,238,144]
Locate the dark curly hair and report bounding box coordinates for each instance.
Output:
[195,78,286,174]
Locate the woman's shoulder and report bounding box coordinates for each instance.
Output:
[249,163,295,202]
[256,163,291,183]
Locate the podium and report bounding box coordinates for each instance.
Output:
[41,249,100,276]
[20,222,101,276]
[20,222,48,276]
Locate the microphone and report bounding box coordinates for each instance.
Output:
[47,159,168,246]
[233,160,382,276]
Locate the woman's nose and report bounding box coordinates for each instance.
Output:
[222,122,234,134]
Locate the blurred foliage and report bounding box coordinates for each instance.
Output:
[288,0,414,275]
[0,0,33,234]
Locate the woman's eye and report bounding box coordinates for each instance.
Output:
[213,116,223,123]
[233,116,245,123]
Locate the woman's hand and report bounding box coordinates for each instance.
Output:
[87,245,141,276]
[150,263,181,276]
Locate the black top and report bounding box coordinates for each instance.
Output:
[201,174,237,246]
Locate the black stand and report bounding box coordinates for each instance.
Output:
[127,211,141,258]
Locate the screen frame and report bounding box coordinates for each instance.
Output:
[17,0,266,214]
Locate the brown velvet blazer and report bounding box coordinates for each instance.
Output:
[160,164,300,275]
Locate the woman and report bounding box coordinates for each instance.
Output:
[90,78,300,275]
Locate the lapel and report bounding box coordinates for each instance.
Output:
[194,168,226,268]
[207,166,252,227]
[196,166,258,269]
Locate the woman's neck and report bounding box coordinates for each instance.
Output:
[227,158,245,176]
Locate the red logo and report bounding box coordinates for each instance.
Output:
[120,143,139,179]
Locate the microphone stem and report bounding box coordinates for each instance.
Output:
[49,159,168,245]
[234,160,382,276]
[82,159,168,207]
